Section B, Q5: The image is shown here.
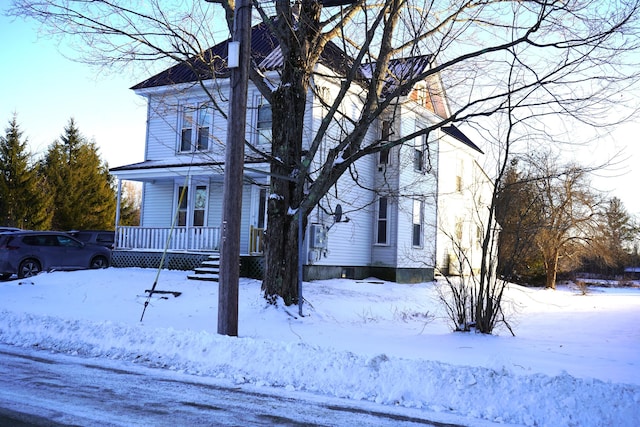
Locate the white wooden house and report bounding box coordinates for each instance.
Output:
[110,22,491,282]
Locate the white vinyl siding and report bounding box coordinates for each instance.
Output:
[305,91,376,267]
[140,181,174,227]
[207,182,223,227]
[145,96,180,161]
[144,93,228,162]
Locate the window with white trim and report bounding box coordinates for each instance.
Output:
[177,186,188,226]
[379,146,390,165]
[193,185,207,226]
[456,159,464,192]
[378,120,391,166]
[180,103,212,152]
[455,218,463,241]
[176,184,208,227]
[412,199,424,247]
[258,187,267,229]
[376,197,389,245]
[413,136,425,172]
[255,96,272,147]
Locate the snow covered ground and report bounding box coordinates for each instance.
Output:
[0,267,638,426]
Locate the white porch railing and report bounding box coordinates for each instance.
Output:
[115,226,221,252]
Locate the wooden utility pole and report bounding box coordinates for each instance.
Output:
[217,0,252,336]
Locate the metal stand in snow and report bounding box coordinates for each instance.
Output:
[139,286,182,321]
[139,184,188,322]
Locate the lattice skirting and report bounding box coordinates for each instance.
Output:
[112,251,213,271]
[112,250,265,279]
[240,256,264,280]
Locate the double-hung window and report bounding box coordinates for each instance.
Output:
[379,120,391,166]
[455,159,464,192]
[413,136,425,172]
[177,185,208,227]
[255,96,272,147]
[180,103,212,152]
[376,197,389,245]
[412,199,424,247]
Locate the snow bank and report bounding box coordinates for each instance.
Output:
[0,269,638,426]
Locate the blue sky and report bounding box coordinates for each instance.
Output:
[0,13,147,168]
[1,9,639,215]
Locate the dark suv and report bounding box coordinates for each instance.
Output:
[0,231,111,279]
[67,230,115,250]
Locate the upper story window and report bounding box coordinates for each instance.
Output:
[180,103,212,153]
[379,120,392,166]
[255,96,272,147]
[455,218,463,241]
[379,147,390,165]
[381,120,392,140]
[456,159,464,192]
[413,136,425,172]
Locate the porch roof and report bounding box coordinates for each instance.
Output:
[110,159,270,182]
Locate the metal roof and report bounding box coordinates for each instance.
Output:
[131,22,279,90]
[130,22,437,95]
[131,22,359,90]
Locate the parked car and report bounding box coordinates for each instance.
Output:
[0,231,111,279]
[0,227,22,233]
[67,230,115,250]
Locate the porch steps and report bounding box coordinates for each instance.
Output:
[187,254,220,282]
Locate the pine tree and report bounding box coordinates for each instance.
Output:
[0,115,52,230]
[119,181,141,226]
[495,160,545,285]
[42,118,116,230]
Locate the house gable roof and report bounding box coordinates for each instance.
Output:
[132,23,277,90]
[360,55,433,98]
[130,22,441,106]
[131,22,360,90]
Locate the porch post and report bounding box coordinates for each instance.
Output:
[186,174,193,250]
[115,179,122,240]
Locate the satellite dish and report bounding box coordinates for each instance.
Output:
[334,204,343,223]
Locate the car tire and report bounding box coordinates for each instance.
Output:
[90,256,109,269]
[18,259,41,278]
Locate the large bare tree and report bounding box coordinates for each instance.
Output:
[504,150,603,289]
[10,0,640,306]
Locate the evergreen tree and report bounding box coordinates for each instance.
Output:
[42,119,116,230]
[0,115,52,230]
[495,160,545,285]
[582,197,638,275]
[118,181,141,226]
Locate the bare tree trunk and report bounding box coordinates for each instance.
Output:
[262,84,305,305]
[261,6,319,304]
[545,249,559,289]
[263,209,299,304]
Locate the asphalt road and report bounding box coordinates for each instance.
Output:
[0,344,467,427]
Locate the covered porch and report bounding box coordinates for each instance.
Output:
[114,225,264,255]
[110,159,269,256]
